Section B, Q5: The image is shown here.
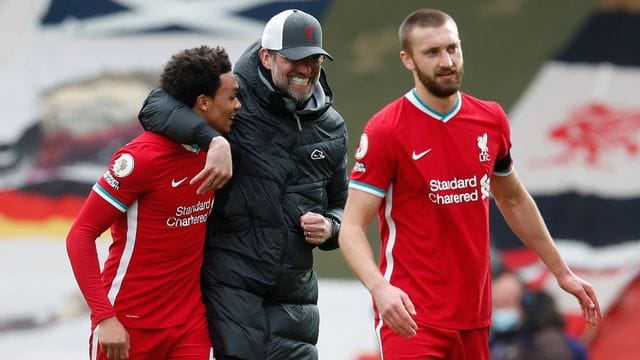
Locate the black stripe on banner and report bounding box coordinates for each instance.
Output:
[20,180,92,197]
[490,193,640,249]
[555,11,640,66]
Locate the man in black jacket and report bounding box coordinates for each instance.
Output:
[138,9,348,360]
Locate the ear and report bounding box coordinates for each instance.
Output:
[259,48,273,70]
[400,50,415,71]
[195,94,209,112]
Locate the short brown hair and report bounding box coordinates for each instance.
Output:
[399,9,454,52]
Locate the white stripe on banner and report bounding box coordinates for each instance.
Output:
[509,61,640,197]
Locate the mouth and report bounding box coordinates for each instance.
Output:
[436,69,457,78]
[290,76,310,86]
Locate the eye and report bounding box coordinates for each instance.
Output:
[426,49,439,57]
[307,55,324,66]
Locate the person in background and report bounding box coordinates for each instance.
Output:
[490,270,589,360]
[66,45,240,360]
[490,271,529,359]
[338,8,601,360]
[137,9,348,360]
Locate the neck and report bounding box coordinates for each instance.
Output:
[413,83,458,114]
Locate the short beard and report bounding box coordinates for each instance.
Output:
[418,66,464,98]
[269,52,319,104]
[283,83,315,104]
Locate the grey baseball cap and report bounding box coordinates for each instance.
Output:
[261,9,333,61]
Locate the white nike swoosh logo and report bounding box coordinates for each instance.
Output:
[412,148,432,160]
[171,177,188,187]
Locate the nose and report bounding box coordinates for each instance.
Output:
[439,52,453,67]
[234,97,241,110]
[293,60,312,73]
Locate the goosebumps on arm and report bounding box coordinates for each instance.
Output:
[138,88,221,150]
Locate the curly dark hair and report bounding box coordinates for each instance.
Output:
[159,45,232,107]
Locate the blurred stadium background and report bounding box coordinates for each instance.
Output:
[2,0,639,359]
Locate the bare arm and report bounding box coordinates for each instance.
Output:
[338,188,417,337]
[139,88,232,193]
[191,136,232,194]
[491,170,601,324]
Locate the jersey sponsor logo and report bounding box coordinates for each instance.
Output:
[430,176,477,192]
[428,175,491,204]
[412,148,432,160]
[167,199,213,227]
[354,133,368,160]
[311,149,326,160]
[171,177,188,188]
[478,133,490,162]
[480,174,491,200]
[112,153,134,177]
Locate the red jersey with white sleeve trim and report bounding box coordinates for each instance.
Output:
[350,90,513,330]
[68,131,213,329]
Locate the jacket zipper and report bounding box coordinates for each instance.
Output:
[294,113,302,131]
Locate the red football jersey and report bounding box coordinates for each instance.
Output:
[350,90,513,329]
[68,131,214,329]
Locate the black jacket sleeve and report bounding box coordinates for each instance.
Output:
[318,141,349,251]
[138,88,220,150]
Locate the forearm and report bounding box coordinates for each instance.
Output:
[66,193,121,323]
[325,154,348,221]
[318,215,340,250]
[494,173,602,325]
[67,224,117,323]
[138,88,220,149]
[339,225,387,293]
[320,154,348,250]
[497,192,571,277]
[67,236,117,324]
[320,199,344,251]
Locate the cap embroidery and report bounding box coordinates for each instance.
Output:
[305,25,314,42]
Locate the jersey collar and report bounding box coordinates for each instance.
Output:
[405,88,461,123]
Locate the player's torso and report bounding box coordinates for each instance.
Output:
[386,93,505,230]
[108,134,213,254]
[100,132,213,327]
[372,93,506,328]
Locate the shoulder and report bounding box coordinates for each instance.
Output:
[365,96,406,133]
[376,95,406,116]
[461,92,506,115]
[107,132,188,190]
[323,106,346,126]
[460,92,510,131]
[117,132,176,166]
